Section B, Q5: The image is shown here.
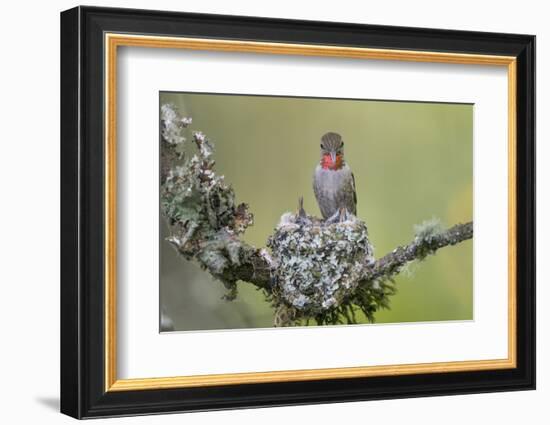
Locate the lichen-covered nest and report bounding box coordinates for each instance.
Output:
[268,211,374,320]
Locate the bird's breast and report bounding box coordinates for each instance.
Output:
[313,164,356,219]
[314,165,351,190]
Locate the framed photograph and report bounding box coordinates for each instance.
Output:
[60,6,535,419]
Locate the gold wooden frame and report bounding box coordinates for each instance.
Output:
[104,33,517,392]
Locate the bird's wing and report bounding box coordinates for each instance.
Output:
[351,172,357,214]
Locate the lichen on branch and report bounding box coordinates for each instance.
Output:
[360,220,474,284]
[159,103,474,325]
[160,104,255,298]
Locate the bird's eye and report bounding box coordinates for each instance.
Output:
[341,142,344,147]
[320,144,324,149]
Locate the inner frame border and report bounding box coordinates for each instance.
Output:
[104,33,517,392]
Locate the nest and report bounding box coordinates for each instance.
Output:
[268,210,374,319]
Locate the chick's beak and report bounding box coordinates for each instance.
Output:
[330,151,337,164]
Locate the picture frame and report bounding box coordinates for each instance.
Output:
[60,5,535,419]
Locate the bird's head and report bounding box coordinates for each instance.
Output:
[320,132,344,170]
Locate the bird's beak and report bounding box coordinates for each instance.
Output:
[330,151,337,164]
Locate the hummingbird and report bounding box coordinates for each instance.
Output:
[313,132,357,221]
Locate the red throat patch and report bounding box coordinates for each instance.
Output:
[321,153,343,170]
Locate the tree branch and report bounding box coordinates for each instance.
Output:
[361,221,473,284]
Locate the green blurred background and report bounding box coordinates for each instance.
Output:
[159,92,473,332]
